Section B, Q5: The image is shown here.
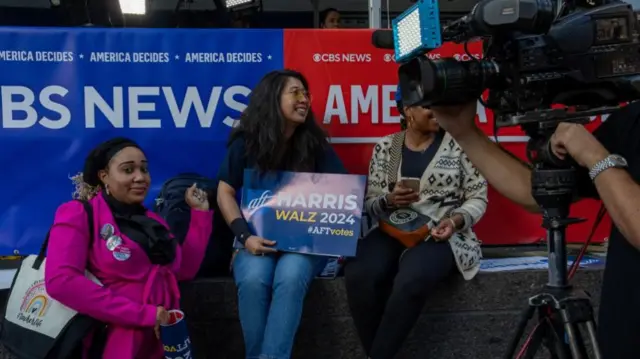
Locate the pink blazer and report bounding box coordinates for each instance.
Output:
[44,193,212,358]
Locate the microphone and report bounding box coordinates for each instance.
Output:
[371,29,395,50]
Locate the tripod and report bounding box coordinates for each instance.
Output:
[503,134,602,359]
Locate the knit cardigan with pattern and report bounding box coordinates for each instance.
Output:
[365,131,489,280]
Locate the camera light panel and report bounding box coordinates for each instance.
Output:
[396,10,423,60]
[392,0,442,63]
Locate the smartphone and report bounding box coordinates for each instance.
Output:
[400,177,421,192]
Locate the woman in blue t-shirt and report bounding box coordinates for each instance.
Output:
[216,69,346,359]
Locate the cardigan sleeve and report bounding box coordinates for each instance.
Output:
[364,140,389,219]
[451,151,489,231]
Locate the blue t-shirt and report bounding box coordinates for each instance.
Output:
[217,136,347,191]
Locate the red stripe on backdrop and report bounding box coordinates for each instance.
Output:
[283,29,611,245]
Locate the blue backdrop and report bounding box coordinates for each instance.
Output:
[0,27,284,255]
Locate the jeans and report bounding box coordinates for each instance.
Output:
[233,250,326,359]
[345,228,455,359]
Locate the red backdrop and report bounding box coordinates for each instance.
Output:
[283,29,611,245]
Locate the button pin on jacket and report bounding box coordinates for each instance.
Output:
[112,246,131,261]
[100,223,115,240]
[106,235,122,251]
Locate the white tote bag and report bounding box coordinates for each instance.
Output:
[1,200,104,359]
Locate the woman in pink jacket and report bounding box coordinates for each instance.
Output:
[44,137,213,359]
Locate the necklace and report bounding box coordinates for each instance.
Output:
[406,140,432,153]
[405,131,435,154]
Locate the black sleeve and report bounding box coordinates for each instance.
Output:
[316,143,348,174]
[575,103,640,199]
[217,138,246,191]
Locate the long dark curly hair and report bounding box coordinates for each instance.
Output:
[228,69,328,172]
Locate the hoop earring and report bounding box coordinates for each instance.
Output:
[104,184,110,195]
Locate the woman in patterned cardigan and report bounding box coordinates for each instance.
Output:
[344,92,488,359]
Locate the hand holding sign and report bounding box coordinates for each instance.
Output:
[245,236,277,256]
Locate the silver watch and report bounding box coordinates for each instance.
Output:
[588,154,628,180]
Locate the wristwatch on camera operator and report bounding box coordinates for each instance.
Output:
[589,154,628,181]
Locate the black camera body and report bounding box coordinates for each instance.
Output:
[398,0,640,129]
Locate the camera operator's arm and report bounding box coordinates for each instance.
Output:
[551,106,640,249]
[433,102,539,212]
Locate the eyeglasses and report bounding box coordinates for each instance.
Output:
[288,89,312,102]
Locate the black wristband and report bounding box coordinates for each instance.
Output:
[230,218,252,244]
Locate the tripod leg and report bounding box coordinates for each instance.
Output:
[520,323,546,359]
[584,320,602,359]
[559,298,602,359]
[511,309,566,359]
[540,316,571,359]
[503,306,536,359]
[564,322,589,359]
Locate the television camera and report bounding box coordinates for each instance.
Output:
[394,0,640,131]
[383,0,640,358]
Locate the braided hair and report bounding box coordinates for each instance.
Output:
[71,137,142,200]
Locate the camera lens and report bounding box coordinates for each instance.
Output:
[398,56,501,107]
